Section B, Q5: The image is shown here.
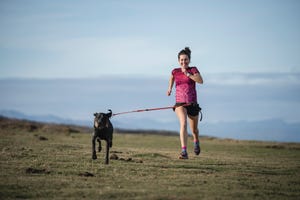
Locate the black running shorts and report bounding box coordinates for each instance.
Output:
[173,103,201,117]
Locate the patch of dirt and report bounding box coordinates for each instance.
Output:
[265,145,285,149]
[79,172,94,177]
[109,153,143,163]
[110,151,123,154]
[37,135,48,141]
[25,167,50,174]
[265,144,300,150]
[110,153,119,160]
[119,157,133,162]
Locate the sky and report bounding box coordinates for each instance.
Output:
[0,0,300,78]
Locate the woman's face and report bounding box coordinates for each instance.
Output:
[179,54,190,68]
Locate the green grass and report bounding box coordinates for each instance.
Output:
[1,125,300,199]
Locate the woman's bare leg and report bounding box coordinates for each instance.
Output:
[188,114,201,155]
[175,106,188,149]
[188,114,199,142]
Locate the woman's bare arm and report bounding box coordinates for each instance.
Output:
[167,75,174,96]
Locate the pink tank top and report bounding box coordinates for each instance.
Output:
[172,66,199,103]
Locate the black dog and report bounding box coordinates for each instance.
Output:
[92,109,113,164]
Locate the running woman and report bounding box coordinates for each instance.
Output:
[167,47,203,159]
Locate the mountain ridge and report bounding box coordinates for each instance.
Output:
[1,109,299,143]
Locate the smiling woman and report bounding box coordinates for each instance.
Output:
[167,47,204,159]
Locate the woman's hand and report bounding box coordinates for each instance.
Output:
[191,72,203,84]
[167,89,172,96]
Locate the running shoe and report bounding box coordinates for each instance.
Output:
[179,151,188,159]
[194,144,201,155]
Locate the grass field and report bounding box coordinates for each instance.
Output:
[1,117,300,199]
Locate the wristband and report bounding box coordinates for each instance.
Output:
[186,72,192,77]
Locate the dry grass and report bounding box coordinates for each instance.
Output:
[0,117,300,199]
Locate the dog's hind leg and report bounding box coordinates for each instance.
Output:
[105,140,109,164]
[97,138,102,152]
[92,134,97,160]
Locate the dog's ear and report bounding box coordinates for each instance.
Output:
[107,109,112,118]
[94,113,98,117]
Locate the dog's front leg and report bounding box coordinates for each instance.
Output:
[97,138,102,152]
[92,133,97,160]
[105,140,109,164]
[108,138,112,148]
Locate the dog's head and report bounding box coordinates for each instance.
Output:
[93,109,112,129]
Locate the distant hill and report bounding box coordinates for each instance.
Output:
[0,115,92,134]
[1,109,299,143]
[0,115,180,137]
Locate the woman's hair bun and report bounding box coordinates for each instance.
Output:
[178,47,192,60]
[184,47,191,55]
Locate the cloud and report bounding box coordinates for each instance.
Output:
[0,35,176,78]
[1,0,300,79]
[205,72,300,86]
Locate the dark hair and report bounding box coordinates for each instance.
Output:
[178,47,191,60]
